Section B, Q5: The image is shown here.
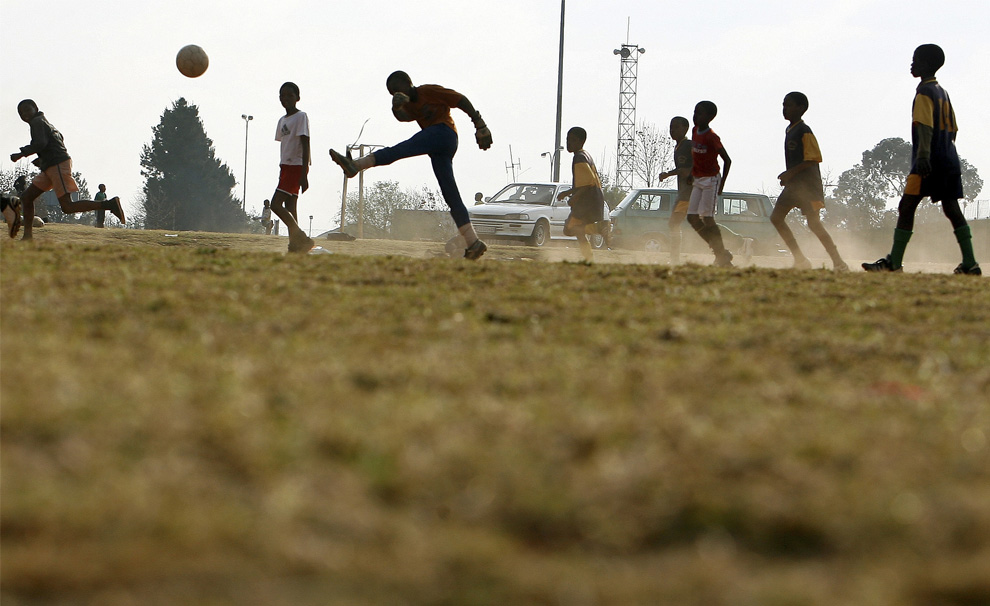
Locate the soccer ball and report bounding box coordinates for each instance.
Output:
[176,45,209,78]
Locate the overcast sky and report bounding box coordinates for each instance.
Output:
[3,0,988,235]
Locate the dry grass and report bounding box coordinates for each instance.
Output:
[2,224,988,606]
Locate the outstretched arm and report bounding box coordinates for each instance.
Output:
[11,121,47,162]
[457,96,492,150]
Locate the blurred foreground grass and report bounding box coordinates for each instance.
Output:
[2,226,989,605]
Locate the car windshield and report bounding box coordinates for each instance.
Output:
[489,185,556,205]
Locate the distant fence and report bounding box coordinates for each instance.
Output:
[963,199,989,220]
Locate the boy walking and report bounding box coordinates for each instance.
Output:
[261,199,274,235]
[330,71,492,260]
[556,127,608,263]
[9,99,125,239]
[863,44,980,275]
[686,101,733,267]
[772,92,848,271]
[658,116,692,264]
[271,82,314,253]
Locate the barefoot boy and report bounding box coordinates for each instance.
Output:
[658,116,692,264]
[863,44,980,275]
[772,92,848,271]
[271,82,314,253]
[9,99,125,239]
[556,127,608,263]
[330,71,492,260]
[687,101,733,267]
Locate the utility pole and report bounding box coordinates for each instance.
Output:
[240,114,253,211]
[552,0,565,182]
[613,21,645,191]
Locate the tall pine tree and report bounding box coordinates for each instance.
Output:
[140,98,249,232]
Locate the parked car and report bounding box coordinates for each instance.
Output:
[608,188,785,259]
[467,182,609,248]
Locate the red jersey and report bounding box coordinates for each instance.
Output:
[402,85,464,133]
[691,127,723,178]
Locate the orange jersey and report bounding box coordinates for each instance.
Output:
[402,85,464,132]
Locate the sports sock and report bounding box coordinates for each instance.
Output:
[354,155,376,171]
[578,236,593,262]
[954,224,977,268]
[889,228,912,269]
[458,223,479,246]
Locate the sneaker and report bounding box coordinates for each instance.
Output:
[329,148,359,178]
[288,232,316,253]
[861,256,901,272]
[714,251,734,268]
[3,195,22,239]
[833,262,850,272]
[464,238,488,260]
[953,262,982,276]
[108,197,126,224]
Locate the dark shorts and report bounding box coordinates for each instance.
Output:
[904,172,963,202]
[775,185,824,215]
[567,195,603,225]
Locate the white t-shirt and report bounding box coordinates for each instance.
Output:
[275,111,310,166]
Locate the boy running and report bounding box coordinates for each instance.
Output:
[687,101,733,267]
[271,82,314,253]
[863,44,980,275]
[658,116,692,264]
[772,92,848,271]
[556,126,608,263]
[9,99,125,240]
[330,71,492,260]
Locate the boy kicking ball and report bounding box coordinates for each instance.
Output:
[330,71,492,260]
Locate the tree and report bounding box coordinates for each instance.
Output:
[343,180,419,234]
[139,98,250,232]
[825,137,983,230]
[633,121,675,189]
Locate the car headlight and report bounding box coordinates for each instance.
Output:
[504,213,530,220]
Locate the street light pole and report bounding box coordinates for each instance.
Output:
[241,114,253,211]
[552,0,565,182]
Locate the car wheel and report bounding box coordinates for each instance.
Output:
[643,234,665,253]
[528,219,550,247]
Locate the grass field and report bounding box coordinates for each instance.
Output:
[2,225,988,606]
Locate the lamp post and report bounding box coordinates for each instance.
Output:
[241,114,253,211]
[552,0,565,182]
[541,147,563,182]
[308,215,313,237]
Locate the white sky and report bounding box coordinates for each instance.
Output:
[3,0,989,235]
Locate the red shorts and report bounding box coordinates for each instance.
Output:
[277,164,304,195]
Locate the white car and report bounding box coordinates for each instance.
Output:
[467,182,608,248]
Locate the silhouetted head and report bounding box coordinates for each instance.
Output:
[386,71,413,95]
[782,92,809,122]
[669,116,690,140]
[566,126,587,152]
[911,44,945,78]
[693,101,717,128]
[279,82,300,110]
[98,183,107,192]
[16,99,38,122]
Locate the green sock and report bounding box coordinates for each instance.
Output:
[889,228,912,269]
[954,225,977,268]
